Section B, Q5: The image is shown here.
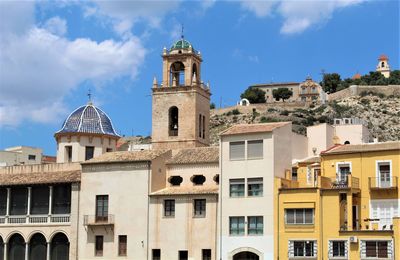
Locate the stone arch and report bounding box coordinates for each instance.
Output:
[50,232,69,260]
[239,98,250,106]
[170,61,185,86]
[27,230,48,243]
[48,230,69,243]
[7,233,26,260]
[29,233,47,260]
[168,106,179,136]
[229,247,263,260]
[5,231,26,244]
[0,235,4,260]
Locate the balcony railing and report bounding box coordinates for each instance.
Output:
[331,176,359,189]
[369,177,398,190]
[84,214,115,226]
[0,214,70,225]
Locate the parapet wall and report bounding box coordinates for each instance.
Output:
[0,162,81,174]
[328,85,400,101]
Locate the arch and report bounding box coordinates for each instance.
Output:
[168,176,183,186]
[27,231,48,243]
[170,61,185,86]
[8,233,25,260]
[5,231,26,244]
[192,63,198,84]
[168,106,179,136]
[191,175,206,185]
[213,174,220,184]
[344,141,350,145]
[381,61,385,68]
[0,235,4,260]
[51,233,69,260]
[29,233,47,260]
[229,247,263,260]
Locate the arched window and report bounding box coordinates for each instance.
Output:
[233,251,260,260]
[170,61,185,87]
[191,175,206,185]
[0,236,4,260]
[29,233,47,260]
[381,61,385,68]
[168,176,183,186]
[192,63,198,84]
[169,106,179,136]
[8,234,25,260]
[213,174,220,184]
[344,141,350,145]
[51,233,69,260]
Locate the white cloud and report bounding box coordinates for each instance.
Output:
[239,0,364,34]
[0,1,35,36]
[43,16,67,36]
[0,4,147,127]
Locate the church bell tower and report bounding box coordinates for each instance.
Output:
[151,36,211,150]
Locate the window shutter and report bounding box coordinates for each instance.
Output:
[247,140,263,159]
[229,141,245,160]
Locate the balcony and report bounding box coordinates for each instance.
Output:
[84,214,114,226]
[330,176,359,190]
[369,177,398,190]
[0,214,70,225]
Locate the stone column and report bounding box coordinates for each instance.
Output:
[48,186,53,223]
[47,242,51,260]
[25,242,29,260]
[3,242,7,260]
[6,188,10,223]
[27,187,32,223]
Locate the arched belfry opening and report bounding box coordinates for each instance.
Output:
[169,106,179,136]
[192,63,198,85]
[170,61,185,87]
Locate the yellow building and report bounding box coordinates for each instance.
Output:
[276,141,400,259]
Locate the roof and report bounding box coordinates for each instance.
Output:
[56,103,119,137]
[352,73,362,80]
[251,82,299,88]
[150,186,219,196]
[82,150,169,164]
[220,122,291,136]
[321,141,400,155]
[170,38,193,51]
[0,170,80,186]
[379,54,388,61]
[167,147,219,165]
[296,156,321,165]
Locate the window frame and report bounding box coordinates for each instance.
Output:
[118,235,127,256]
[95,235,104,256]
[85,146,95,161]
[202,249,211,260]
[289,240,316,258]
[229,216,245,236]
[164,199,175,217]
[363,240,391,259]
[95,195,109,222]
[247,140,263,160]
[247,178,263,197]
[229,179,245,197]
[328,240,348,258]
[229,141,245,160]
[152,249,161,260]
[193,199,206,218]
[247,216,263,235]
[285,208,314,225]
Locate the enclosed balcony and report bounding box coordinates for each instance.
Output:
[369,177,398,190]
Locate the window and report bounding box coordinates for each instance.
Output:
[377,162,391,188]
[247,140,263,159]
[0,188,6,215]
[329,241,347,258]
[118,235,127,256]
[291,241,315,257]
[285,209,314,224]
[229,141,245,160]
[337,163,351,182]
[65,146,72,162]
[85,146,94,161]
[199,114,202,138]
[213,174,219,184]
[31,186,49,215]
[194,199,206,217]
[202,115,205,139]
[229,216,245,235]
[164,200,175,217]
[10,187,28,215]
[28,154,36,160]
[247,216,263,235]
[248,178,263,197]
[179,250,188,260]
[202,249,211,260]
[96,195,109,222]
[169,106,179,136]
[169,176,183,186]
[191,175,206,185]
[95,236,103,256]
[365,241,390,258]
[229,179,245,197]
[52,184,71,214]
[292,168,298,181]
[106,148,113,152]
[152,249,161,260]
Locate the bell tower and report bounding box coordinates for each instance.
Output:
[376,54,391,78]
[151,36,211,150]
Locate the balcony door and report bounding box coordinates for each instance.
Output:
[338,165,350,183]
[378,164,391,188]
[96,195,108,223]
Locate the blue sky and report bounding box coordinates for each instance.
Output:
[0,0,399,155]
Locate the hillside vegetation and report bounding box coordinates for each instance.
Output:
[209,94,400,145]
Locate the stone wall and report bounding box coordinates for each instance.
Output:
[328,85,400,101]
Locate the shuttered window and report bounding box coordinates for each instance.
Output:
[247,140,263,159]
[285,209,314,224]
[118,235,127,256]
[194,199,206,217]
[229,141,245,160]
[289,240,317,257]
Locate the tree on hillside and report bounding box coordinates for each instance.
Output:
[388,70,400,85]
[321,73,342,93]
[272,88,293,102]
[240,87,266,103]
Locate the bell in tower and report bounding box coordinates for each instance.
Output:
[151,35,211,150]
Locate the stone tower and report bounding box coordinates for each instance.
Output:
[376,54,391,78]
[151,37,211,150]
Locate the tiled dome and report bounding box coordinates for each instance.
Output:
[56,103,119,137]
[170,38,193,51]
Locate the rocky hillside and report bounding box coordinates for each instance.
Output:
[209,94,400,145]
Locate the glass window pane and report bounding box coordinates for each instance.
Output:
[295,209,304,224]
[305,209,313,224]
[286,209,295,224]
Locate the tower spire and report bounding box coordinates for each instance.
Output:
[87,89,93,105]
[181,23,184,39]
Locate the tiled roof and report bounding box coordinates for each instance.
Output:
[167,147,219,165]
[82,150,170,164]
[251,82,299,87]
[220,122,290,136]
[295,156,321,165]
[56,103,119,137]
[150,186,219,196]
[0,170,80,186]
[322,141,400,155]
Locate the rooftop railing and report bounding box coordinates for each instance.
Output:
[369,177,398,190]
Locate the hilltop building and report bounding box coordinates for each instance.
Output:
[376,54,391,78]
[0,37,398,260]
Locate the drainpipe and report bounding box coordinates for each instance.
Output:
[219,138,223,260]
[147,161,151,260]
[277,189,280,260]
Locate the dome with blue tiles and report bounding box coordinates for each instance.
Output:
[56,103,119,137]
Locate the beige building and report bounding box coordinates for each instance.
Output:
[0,146,43,166]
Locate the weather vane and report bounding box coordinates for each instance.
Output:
[181,23,184,39]
[87,88,92,104]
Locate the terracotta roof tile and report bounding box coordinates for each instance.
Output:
[150,186,219,196]
[167,147,219,165]
[220,122,291,136]
[82,150,170,164]
[322,141,400,155]
[0,170,80,186]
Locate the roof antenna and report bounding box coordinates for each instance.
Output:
[87,88,93,105]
